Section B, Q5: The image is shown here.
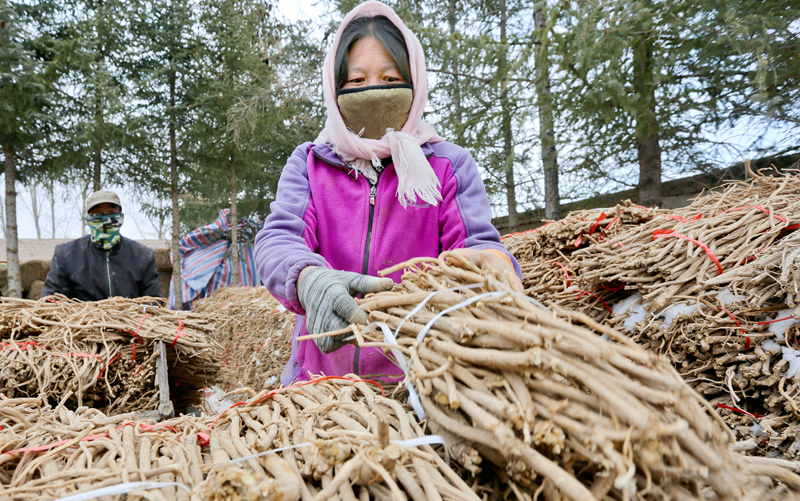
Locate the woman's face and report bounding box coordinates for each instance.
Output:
[341,36,408,90]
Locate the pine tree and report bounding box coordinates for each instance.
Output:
[128,0,199,310]
[60,0,134,191]
[1,0,59,297]
[552,0,800,207]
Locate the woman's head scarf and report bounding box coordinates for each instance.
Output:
[314,1,444,208]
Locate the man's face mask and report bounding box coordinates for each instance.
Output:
[86,213,124,251]
[337,84,413,140]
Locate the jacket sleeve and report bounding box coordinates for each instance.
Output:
[41,248,70,298]
[139,248,162,298]
[254,143,328,314]
[438,145,523,280]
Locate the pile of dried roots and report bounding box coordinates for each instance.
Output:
[504,170,800,459]
[345,254,800,500]
[0,296,221,414]
[0,377,477,501]
[502,202,663,320]
[193,287,294,392]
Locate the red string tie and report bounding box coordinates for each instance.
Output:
[575,290,613,314]
[2,432,110,455]
[589,212,606,235]
[170,319,185,348]
[550,260,571,288]
[662,214,688,223]
[757,316,795,325]
[653,230,723,275]
[714,205,788,223]
[716,403,761,419]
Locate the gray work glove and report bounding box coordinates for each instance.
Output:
[298,267,394,354]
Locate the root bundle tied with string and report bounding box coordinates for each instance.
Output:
[341,254,800,500]
[503,168,800,460]
[0,376,476,501]
[0,295,222,415]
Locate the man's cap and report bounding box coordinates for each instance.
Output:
[86,190,122,212]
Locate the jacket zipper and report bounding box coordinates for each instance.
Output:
[355,179,378,376]
[105,253,113,297]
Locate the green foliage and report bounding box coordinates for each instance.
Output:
[0,0,59,173]
[552,0,800,198]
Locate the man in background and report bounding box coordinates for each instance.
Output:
[41,190,161,301]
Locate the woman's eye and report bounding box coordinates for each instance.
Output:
[348,77,364,83]
[386,77,398,82]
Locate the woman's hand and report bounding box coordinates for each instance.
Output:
[446,248,524,293]
[297,267,395,353]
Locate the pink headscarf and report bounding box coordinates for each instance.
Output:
[314,1,444,208]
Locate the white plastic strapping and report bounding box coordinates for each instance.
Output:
[57,482,190,501]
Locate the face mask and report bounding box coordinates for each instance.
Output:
[337,84,413,140]
[86,213,124,251]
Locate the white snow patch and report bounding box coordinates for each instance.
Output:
[768,309,799,342]
[265,375,278,388]
[762,339,782,352]
[612,293,647,332]
[659,302,698,330]
[204,385,242,415]
[716,287,744,307]
[782,347,800,379]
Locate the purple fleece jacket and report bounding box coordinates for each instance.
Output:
[254,141,522,386]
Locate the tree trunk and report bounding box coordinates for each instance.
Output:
[92,0,105,192]
[534,5,561,220]
[230,159,240,287]
[632,24,662,208]
[499,0,517,232]
[4,144,22,298]
[169,66,183,310]
[30,182,41,239]
[0,184,5,238]
[48,176,55,238]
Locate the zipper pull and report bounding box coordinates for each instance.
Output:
[370,184,376,206]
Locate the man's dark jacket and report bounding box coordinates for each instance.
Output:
[41,235,161,301]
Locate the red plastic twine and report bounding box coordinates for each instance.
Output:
[170,319,185,348]
[575,291,613,314]
[714,205,788,224]
[500,220,556,240]
[209,375,388,430]
[716,403,762,419]
[653,230,723,275]
[757,316,795,325]
[589,212,606,235]
[2,432,110,455]
[2,421,184,456]
[604,216,619,231]
[550,260,571,288]
[662,215,688,223]
[0,340,40,350]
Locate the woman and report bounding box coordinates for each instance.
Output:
[254,1,521,386]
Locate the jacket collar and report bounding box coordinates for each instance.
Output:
[311,142,435,170]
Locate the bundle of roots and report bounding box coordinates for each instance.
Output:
[192,287,294,392]
[0,295,222,414]
[344,255,800,500]
[502,203,664,322]
[0,396,207,500]
[504,172,800,459]
[0,376,477,501]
